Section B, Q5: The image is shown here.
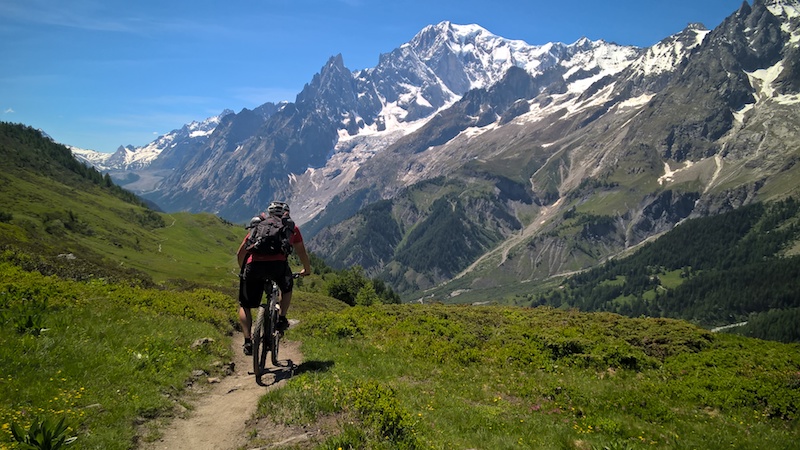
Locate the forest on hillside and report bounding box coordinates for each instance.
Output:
[0,122,151,209]
[533,198,800,343]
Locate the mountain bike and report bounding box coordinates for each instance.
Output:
[252,274,298,385]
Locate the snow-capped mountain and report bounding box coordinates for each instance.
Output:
[289,25,678,223]
[134,21,646,223]
[297,21,709,232]
[303,0,800,294]
[71,110,234,172]
[69,145,115,169]
[70,0,800,297]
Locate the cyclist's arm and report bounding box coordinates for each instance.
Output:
[236,236,248,269]
[293,241,312,276]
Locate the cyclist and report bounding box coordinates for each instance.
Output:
[237,201,312,355]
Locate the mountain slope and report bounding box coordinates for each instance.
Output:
[260,303,800,448]
[306,0,800,297]
[0,122,242,286]
[303,22,708,284]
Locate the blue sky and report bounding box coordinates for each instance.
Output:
[1,0,744,153]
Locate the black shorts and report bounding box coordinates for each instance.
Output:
[238,260,294,309]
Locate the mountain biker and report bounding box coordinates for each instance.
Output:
[237,201,312,356]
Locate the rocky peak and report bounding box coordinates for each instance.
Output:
[622,22,709,85]
[296,54,352,106]
[569,36,596,52]
[738,0,753,17]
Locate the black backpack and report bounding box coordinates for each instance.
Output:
[244,213,295,256]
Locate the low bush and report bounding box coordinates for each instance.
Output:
[256,304,800,449]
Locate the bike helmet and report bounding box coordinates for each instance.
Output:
[245,216,262,229]
[267,201,290,216]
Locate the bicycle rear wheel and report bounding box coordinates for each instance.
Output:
[252,305,269,384]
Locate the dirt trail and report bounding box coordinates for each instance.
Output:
[140,332,302,450]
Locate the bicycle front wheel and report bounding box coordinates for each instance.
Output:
[252,306,269,383]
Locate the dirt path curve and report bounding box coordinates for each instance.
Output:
[140,332,303,450]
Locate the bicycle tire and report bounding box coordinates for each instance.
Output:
[252,305,268,384]
[268,283,281,367]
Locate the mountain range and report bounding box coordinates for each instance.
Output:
[71,0,800,297]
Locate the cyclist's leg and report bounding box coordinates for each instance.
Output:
[239,307,252,339]
[280,291,292,316]
[276,261,295,317]
[262,261,294,320]
[239,263,267,340]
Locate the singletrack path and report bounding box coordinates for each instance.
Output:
[140,331,302,450]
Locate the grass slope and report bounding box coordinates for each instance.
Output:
[0,166,242,287]
[0,123,249,448]
[258,304,800,449]
[0,122,243,288]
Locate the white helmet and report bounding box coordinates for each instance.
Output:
[267,201,289,216]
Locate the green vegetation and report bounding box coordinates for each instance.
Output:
[11,415,77,450]
[1,121,798,449]
[0,122,243,288]
[0,123,148,210]
[0,262,235,449]
[0,122,399,449]
[0,123,242,448]
[728,307,800,342]
[381,188,510,293]
[325,265,400,306]
[259,304,800,449]
[533,199,800,342]
[313,174,527,296]
[394,195,499,274]
[322,200,403,272]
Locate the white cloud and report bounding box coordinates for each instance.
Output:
[0,0,235,37]
[3,108,13,114]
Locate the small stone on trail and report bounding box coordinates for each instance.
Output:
[191,337,215,349]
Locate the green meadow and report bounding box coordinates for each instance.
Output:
[259,305,799,449]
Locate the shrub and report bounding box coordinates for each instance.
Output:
[348,381,419,448]
[11,415,77,449]
[44,220,66,237]
[325,266,368,306]
[355,282,379,306]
